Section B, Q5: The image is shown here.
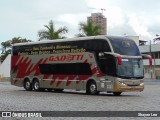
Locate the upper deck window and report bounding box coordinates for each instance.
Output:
[12,39,111,56]
[107,36,141,56]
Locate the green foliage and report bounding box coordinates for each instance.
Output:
[1,41,11,53]
[11,37,32,44]
[0,50,11,62]
[76,20,101,37]
[38,20,68,41]
[0,37,32,62]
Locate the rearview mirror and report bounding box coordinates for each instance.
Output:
[142,54,152,65]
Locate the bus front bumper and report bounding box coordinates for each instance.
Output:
[113,82,144,92]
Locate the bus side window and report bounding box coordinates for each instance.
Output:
[93,40,111,52]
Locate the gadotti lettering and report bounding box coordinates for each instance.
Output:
[49,54,84,62]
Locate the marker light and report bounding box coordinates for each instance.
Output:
[149,56,152,65]
[117,55,122,65]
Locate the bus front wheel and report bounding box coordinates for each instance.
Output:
[87,81,99,95]
[24,79,32,91]
[113,92,122,96]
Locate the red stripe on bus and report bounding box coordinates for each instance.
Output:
[66,75,76,86]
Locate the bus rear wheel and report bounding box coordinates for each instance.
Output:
[47,88,53,92]
[113,92,122,96]
[24,79,32,91]
[32,80,41,91]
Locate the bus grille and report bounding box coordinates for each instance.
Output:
[127,84,139,86]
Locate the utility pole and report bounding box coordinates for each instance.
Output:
[149,40,153,79]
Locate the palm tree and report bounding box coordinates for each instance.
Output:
[21,38,32,43]
[77,20,101,37]
[10,37,22,44]
[0,50,11,62]
[38,20,68,41]
[0,37,32,62]
[1,41,11,53]
[11,37,32,44]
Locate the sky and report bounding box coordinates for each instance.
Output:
[0,0,160,44]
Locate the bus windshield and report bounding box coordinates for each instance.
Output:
[117,58,144,79]
[107,36,141,56]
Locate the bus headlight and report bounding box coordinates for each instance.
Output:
[118,81,127,86]
[121,82,127,86]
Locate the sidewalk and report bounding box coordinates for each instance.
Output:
[0,77,10,82]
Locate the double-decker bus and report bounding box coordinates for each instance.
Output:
[11,36,151,96]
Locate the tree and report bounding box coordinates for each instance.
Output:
[10,37,32,44]
[76,20,101,37]
[0,37,32,62]
[1,41,11,53]
[0,50,11,62]
[38,20,68,41]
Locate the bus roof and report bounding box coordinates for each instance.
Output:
[12,36,107,46]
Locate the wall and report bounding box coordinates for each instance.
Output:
[0,54,11,77]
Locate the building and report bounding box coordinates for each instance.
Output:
[139,44,160,79]
[126,36,139,45]
[124,36,160,79]
[139,40,147,46]
[125,36,147,46]
[87,13,107,35]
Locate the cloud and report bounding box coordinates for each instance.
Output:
[0,0,90,42]
[1,0,160,43]
[86,0,160,41]
[56,13,90,37]
[128,14,151,38]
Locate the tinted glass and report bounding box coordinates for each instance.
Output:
[39,63,92,75]
[98,54,117,76]
[108,36,141,56]
[117,58,144,79]
[12,39,111,56]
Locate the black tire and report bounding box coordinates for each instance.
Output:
[113,92,122,96]
[32,80,41,91]
[86,81,99,95]
[47,88,53,92]
[40,88,46,92]
[24,79,32,91]
[53,89,64,92]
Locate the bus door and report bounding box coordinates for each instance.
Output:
[98,53,117,91]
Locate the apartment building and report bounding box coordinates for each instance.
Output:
[139,44,160,79]
[87,13,107,35]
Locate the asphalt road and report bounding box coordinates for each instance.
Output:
[0,81,160,120]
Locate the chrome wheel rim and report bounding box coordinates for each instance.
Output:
[34,82,39,90]
[90,84,96,93]
[26,81,30,89]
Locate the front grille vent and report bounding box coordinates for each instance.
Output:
[127,84,139,86]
